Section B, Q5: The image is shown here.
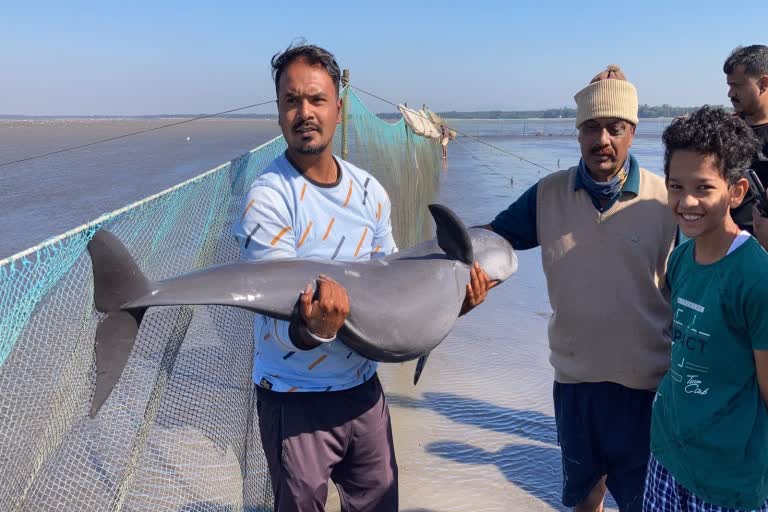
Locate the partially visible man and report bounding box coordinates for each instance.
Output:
[466,65,676,512]
[723,45,768,242]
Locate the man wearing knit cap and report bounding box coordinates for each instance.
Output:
[468,66,676,511]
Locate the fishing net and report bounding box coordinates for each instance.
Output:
[0,89,441,511]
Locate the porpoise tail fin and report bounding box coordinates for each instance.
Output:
[87,230,153,417]
[90,309,145,417]
[414,352,430,385]
[428,204,474,264]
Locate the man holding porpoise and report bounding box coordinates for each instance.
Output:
[233,41,494,512]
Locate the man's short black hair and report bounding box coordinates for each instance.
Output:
[723,45,768,78]
[662,106,758,185]
[271,40,341,97]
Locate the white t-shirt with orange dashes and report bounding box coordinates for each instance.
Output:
[234,153,397,392]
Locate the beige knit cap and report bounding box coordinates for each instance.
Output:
[574,64,638,127]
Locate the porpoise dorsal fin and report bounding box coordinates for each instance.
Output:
[428,204,474,264]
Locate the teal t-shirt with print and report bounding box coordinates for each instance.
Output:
[651,236,768,509]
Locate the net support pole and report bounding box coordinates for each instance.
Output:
[341,69,350,160]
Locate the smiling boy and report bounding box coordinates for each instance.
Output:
[645,106,768,511]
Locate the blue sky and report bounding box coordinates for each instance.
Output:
[3,1,768,115]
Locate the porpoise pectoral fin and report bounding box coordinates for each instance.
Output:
[413,352,430,385]
[428,204,474,264]
[87,230,154,417]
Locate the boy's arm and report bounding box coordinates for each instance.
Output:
[746,273,768,410]
[755,352,768,410]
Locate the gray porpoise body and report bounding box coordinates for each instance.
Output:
[123,227,517,362]
[85,204,517,417]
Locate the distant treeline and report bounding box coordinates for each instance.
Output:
[0,113,278,120]
[1,104,728,121]
[377,104,729,120]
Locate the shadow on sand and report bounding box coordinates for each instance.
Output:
[387,391,557,446]
[388,391,618,511]
[426,440,564,510]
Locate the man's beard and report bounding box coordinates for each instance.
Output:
[296,142,328,155]
[292,120,327,155]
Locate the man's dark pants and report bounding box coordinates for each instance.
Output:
[554,381,655,512]
[256,374,398,512]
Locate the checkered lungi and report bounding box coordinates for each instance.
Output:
[644,453,768,512]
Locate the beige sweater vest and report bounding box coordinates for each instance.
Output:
[536,167,676,390]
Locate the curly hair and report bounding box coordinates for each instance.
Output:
[662,106,759,185]
[271,40,341,97]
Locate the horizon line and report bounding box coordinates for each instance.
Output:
[0,104,726,120]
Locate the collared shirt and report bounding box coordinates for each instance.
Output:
[490,154,640,250]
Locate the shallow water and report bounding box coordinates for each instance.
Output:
[0,118,282,260]
[1,118,668,510]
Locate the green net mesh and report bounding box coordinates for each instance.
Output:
[0,89,441,512]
